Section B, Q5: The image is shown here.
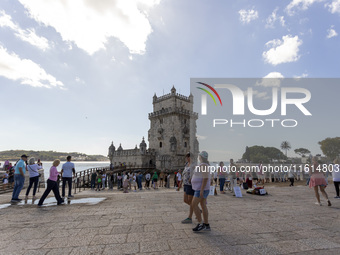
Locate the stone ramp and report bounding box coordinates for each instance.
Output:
[0,185,339,254]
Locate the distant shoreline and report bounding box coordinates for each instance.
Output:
[0,150,109,162]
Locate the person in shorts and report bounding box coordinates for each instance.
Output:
[191,151,211,232]
[181,153,195,224]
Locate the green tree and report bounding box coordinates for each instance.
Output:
[318,137,340,160]
[281,141,291,157]
[294,148,311,157]
[242,145,286,163]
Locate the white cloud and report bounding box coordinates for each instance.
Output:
[18,0,160,55]
[263,35,302,66]
[326,0,340,14]
[252,90,270,99]
[327,26,338,38]
[238,9,259,24]
[286,0,323,15]
[255,72,284,88]
[263,72,285,79]
[265,8,285,28]
[75,77,85,84]
[294,72,308,78]
[0,10,49,50]
[0,46,63,88]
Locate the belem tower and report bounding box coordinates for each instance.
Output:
[108,86,199,170]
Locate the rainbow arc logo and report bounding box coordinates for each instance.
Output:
[196,82,223,106]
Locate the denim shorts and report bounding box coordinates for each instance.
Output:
[194,190,210,199]
[183,184,194,196]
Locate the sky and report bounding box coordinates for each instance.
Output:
[0,0,340,160]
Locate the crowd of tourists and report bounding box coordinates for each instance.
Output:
[5,155,76,206]
[2,152,339,232]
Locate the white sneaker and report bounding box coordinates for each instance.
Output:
[315,202,322,206]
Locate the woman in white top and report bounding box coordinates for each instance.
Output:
[191,151,211,232]
[333,158,340,198]
[25,157,43,203]
[176,170,182,191]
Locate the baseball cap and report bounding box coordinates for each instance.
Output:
[199,151,208,159]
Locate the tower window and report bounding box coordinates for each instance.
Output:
[160,119,163,124]
[184,142,187,148]
[160,142,162,148]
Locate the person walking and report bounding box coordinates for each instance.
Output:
[181,153,195,224]
[11,155,28,203]
[38,159,64,206]
[288,166,296,187]
[191,151,211,232]
[25,157,43,203]
[332,158,340,198]
[309,157,331,206]
[61,156,75,198]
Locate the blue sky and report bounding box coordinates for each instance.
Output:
[0,0,339,160]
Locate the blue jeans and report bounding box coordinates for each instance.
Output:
[137,179,142,190]
[219,178,226,191]
[12,174,25,200]
[62,177,72,197]
[91,180,96,189]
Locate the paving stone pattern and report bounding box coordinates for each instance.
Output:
[0,185,339,255]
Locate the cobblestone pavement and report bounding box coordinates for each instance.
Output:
[0,184,339,255]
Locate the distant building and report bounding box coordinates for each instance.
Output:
[108,86,199,170]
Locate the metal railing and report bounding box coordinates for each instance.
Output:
[70,165,157,194]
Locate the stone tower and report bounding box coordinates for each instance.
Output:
[148,86,199,170]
